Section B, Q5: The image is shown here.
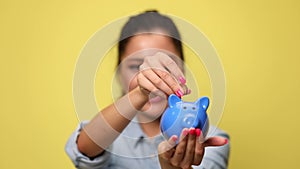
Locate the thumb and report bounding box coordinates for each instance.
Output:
[158,135,178,160]
[203,136,228,147]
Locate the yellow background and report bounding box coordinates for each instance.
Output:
[1,0,300,169]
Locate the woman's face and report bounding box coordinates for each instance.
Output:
[118,33,182,121]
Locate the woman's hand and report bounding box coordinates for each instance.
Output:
[137,52,189,98]
[158,128,228,169]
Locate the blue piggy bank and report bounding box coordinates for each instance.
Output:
[160,94,209,143]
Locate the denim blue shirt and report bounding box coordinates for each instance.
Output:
[65,119,230,169]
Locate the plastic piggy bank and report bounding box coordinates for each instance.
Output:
[160,94,209,143]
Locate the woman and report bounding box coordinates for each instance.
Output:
[65,10,230,169]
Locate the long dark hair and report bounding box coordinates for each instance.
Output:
[117,10,184,64]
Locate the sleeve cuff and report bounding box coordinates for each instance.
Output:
[65,121,111,169]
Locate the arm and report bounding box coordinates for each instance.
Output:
[77,87,148,157]
[70,52,187,161]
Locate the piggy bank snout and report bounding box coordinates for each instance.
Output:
[182,114,197,127]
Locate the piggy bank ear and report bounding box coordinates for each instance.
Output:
[196,97,210,111]
[168,94,181,108]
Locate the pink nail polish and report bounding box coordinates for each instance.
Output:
[187,89,192,94]
[172,136,178,142]
[175,90,183,98]
[195,129,201,136]
[179,76,186,84]
[189,128,195,135]
[183,129,189,136]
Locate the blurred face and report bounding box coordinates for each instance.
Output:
[118,33,182,121]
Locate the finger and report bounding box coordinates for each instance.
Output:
[157,52,188,95]
[181,128,197,169]
[187,88,191,94]
[137,71,165,98]
[154,68,184,97]
[141,67,174,95]
[194,128,204,165]
[170,128,189,167]
[156,52,186,84]
[137,71,155,93]
[144,57,184,96]
[150,53,186,96]
[158,135,178,160]
[203,136,228,147]
[180,84,190,95]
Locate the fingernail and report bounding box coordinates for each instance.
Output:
[187,89,192,94]
[175,90,183,98]
[172,136,178,142]
[183,129,189,136]
[179,76,186,84]
[224,139,228,144]
[195,128,201,136]
[189,128,195,135]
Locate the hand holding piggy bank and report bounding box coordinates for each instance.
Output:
[160,94,210,144]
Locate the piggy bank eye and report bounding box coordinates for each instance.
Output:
[192,107,196,110]
[183,106,187,109]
